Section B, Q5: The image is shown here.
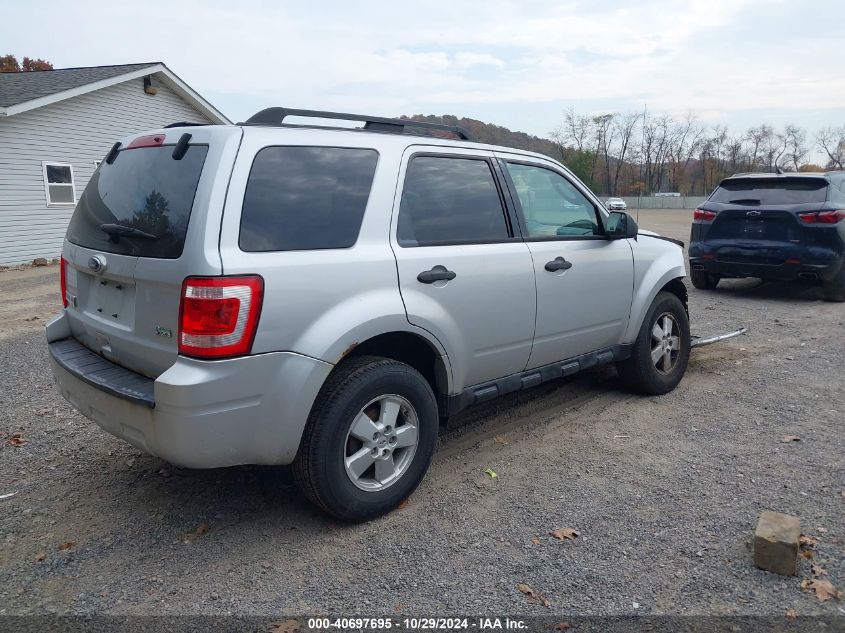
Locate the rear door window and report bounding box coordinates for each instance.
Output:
[397,155,510,246]
[709,178,828,205]
[239,146,378,252]
[67,145,208,258]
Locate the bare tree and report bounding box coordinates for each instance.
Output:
[550,107,823,195]
[817,126,845,170]
[592,113,617,194]
[779,124,808,172]
[641,113,673,193]
[611,111,641,195]
[746,125,773,171]
[667,112,704,193]
[564,107,594,152]
[725,136,745,174]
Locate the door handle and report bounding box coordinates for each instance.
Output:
[544,257,573,272]
[417,265,457,284]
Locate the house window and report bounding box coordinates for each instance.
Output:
[42,162,76,206]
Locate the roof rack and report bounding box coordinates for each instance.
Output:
[240,107,474,141]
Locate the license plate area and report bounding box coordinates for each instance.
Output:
[80,274,136,328]
[743,219,765,236]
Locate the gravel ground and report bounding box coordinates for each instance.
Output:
[0,210,843,620]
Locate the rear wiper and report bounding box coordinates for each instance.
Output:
[99,223,160,242]
[729,198,761,205]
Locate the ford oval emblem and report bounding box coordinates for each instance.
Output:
[88,255,107,273]
[746,210,762,217]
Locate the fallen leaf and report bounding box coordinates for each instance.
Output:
[800,535,819,547]
[183,522,210,543]
[5,434,25,447]
[24,316,39,322]
[493,436,509,445]
[483,468,498,479]
[35,552,46,562]
[549,527,580,541]
[811,564,828,577]
[516,583,550,607]
[554,623,571,631]
[397,499,410,510]
[531,536,542,546]
[268,619,301,633]
[785,608,798,619]
[34,406,52,416]
[781,435,801,443]
[57,541,76,551]
[801,549,816,559]
[801,579,841,602]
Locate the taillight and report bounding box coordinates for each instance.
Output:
[126,134,166,149]
[178,276,264,358]
[693,208,717,222]
[60,256,68,308]
[798,210,845,224]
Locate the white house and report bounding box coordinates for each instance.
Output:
[0,62,230,265]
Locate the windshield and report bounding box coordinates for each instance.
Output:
[66,145,208,258]
[709,177,828,205]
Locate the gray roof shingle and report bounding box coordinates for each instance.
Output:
[0,62,161,108]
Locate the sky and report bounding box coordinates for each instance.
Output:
[2,0,844,151]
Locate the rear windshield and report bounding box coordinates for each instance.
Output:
[239,146,378,252]
[67,145,208,258]
[709,178,828,205]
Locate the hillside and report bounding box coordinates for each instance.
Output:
[400,114,562,159]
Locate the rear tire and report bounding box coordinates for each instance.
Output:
[822,266,845,302]
[690,269,720,290]
[617,291,691,395]
[293,355,438,522]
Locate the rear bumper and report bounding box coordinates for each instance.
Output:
[689,256,842,282]
[46,314,332,468]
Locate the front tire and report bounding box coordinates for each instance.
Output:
[690,269,720,290]
[617,291,691,395]
[293,356,438,522]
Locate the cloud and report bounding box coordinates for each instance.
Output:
[1,0,842,137]
[454,52,505,69]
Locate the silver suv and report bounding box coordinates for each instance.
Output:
[47,108,691,521]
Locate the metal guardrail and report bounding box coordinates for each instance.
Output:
[620,196,708,209]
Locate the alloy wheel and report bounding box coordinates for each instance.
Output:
[651,312,681,375]
[343,395,419,491]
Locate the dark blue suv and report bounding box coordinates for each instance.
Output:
[689,172,845,301]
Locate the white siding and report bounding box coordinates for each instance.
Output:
[0,77,212,265]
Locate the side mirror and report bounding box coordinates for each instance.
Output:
[606,211,638,239]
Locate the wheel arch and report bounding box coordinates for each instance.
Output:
[661,277,689,316]
[624,265,688,344]
[339,331,451,410]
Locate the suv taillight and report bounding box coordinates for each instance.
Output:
[178,276,264,358]
[693,208,716,222]
[60,256,68,308]
[798,210,845,224]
